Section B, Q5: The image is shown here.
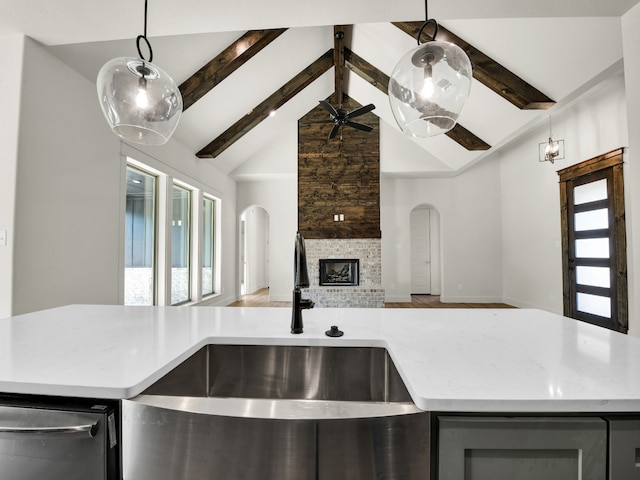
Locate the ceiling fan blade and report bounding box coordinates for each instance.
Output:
[319,100,339,118]
[345,103,376,119]
[346,121,373,132]
[328,124,340,139]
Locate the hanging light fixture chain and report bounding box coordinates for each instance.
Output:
[143,0,148,38]
[96,0,183,145]
[417,0,438,45]
[136,0,154,63]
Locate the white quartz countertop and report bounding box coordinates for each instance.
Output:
[1,305,640,412]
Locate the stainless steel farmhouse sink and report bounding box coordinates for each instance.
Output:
[122,345,431,480]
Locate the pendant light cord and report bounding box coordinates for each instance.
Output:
[417,0,438,45]
[136,0,154,63]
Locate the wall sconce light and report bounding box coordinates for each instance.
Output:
[539,117,564,164]
[96,0,183,145]
[388,0,472,138]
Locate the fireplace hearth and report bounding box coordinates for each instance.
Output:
[319,259,359,286]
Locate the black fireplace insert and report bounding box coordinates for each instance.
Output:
[319,259,359,286]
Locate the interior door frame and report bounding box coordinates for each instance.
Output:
[410,207,431,295]
[558,148,628,333]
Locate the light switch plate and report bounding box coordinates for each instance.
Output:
[0,230,6,246]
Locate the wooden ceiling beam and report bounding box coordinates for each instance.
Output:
[333,25,347,106]
[392,22,555,110]
[179,28,287,111]
[197,49,334,158]
[344,48,490,151]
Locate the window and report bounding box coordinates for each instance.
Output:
[124,158,220,306]
[558,148,628,333]
[124,166,157,306]
[202,197,216,296]
[172,184,191,305]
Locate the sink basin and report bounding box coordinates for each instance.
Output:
[123,345,431,480]
[141,344,412,403]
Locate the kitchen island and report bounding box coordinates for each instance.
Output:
[1,304,640,479]
[1,304,639,411]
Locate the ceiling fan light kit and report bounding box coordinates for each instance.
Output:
[389,5,472,138]
[96,0,183,145]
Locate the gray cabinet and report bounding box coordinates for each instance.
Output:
[607,417,640,479]
[438,416,607,480]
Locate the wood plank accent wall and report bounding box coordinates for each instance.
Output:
[298,95,381,239]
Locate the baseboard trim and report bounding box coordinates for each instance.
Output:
[501,296,562,313]
[440,295,506,303]
[268,294,291,302]
[194,294,237,306]
[384,295,412,303]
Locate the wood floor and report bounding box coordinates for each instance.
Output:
[228,288,514,309]
[227,288,291,308]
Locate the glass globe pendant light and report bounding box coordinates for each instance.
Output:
[388,1,472,138]
[96,0,182,145]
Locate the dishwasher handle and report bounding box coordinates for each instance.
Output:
[0,421,99,438]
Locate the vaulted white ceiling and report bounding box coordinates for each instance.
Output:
[2,0,638,178]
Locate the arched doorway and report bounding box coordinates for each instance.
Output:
[410,205,441,295]
[239,206,270,297]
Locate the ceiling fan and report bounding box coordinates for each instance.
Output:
[319,100,376,139]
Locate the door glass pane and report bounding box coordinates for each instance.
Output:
[573,179,607,205]
[172,185,191,305]
[202,197,215,296]
[575,238,609,258]
[574,208,608,232]
[577,293,611,318]
[576,266,610,288]
[124,167,156,306]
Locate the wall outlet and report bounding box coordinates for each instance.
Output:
[0,230,6,247]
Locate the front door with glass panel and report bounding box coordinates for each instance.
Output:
[558,149,627,333]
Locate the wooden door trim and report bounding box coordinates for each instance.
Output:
[557,148,623,181]
[558,148,627,333]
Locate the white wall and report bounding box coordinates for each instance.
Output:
[236,178,297,301]
[0,35,24,318]
[622,3,640,336]
[381,157,504,303]
[12,37,122,314]
[499,74,628,314]
[9,37,237,315]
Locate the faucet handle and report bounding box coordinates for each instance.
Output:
[300,298,314,309]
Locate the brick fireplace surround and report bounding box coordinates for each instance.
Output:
[303,239,385,308]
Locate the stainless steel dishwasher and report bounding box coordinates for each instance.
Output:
[0,395,120,480]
